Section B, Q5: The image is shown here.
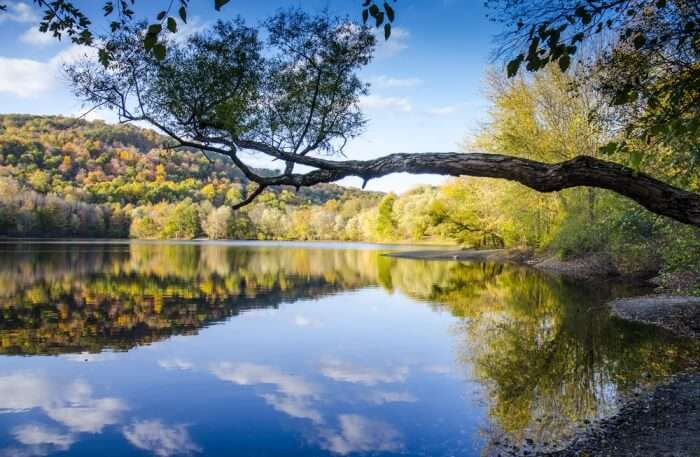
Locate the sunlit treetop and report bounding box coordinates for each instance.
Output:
[487,0,700,155]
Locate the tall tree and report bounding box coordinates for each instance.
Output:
[67,10,700,227]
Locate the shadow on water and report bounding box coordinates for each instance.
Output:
[0,242,697,454]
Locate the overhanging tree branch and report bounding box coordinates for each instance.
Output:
[238,152,700,228]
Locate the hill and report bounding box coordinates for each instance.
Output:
[0,115,383,239]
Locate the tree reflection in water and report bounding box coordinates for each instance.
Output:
[0,242,696,449]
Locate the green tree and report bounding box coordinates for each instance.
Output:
[375,194,397,240]
[161,200,200,239]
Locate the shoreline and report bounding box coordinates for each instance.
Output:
[541,296,700,457]
[388,247,700,457]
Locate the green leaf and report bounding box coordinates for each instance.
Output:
[157,10,167,21]
[599,142,618,155]
[98,48,111,67]
[143,33,157,50]
[167,17,177,33]
[558,54,571,72]
[375,11,384,27]
[147,23,162,35]
[633,33,646,49]
[656,0,667,6]
[153,43,167,61]
[384,2,395,22]
[214,0,230,12]
[384,23,391,40]
[362,8,368,24]
[507,55,524,78]
[179,6,187,23]
[629,149,642,170]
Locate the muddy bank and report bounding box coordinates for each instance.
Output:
[538,371,700,457]
[529,253,620,280]
[385,248,626,280]
[385,248,510,261]
[384,248,536,263]
[611,295,700,339]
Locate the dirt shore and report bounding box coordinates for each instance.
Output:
[384,248,513,261]
[385,248,625,280]
[611,295,700,339]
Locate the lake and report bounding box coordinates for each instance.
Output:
[0,241,697,457]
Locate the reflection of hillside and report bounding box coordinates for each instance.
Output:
[0,243,378,355]
[1,243,697,449]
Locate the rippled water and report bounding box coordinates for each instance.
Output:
[0,241,696,456]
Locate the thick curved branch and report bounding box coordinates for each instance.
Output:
[248,152,700,228]
[232,184,267,210]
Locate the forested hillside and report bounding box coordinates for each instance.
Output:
[0,115,384,240]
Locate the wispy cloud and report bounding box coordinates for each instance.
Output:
[427,104,460,115]
[319,358,408,386]
[0,2,38,23]
[19,27,55,46]
[61,352,116,363]
[0,45,95,97]
[210,362,322,423]
[374,27,410,58]
[158,359,194,371]
[318,415,403,455]
[371,75,423,88]
[123,420,201,457]
[0,373,127,434]
[359,95,412,113]
[294,315,323,328]
[365,390,418,405]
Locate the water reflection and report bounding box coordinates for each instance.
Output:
[0,373,127,456]
[0,242,697,456]
[122,421,201,457]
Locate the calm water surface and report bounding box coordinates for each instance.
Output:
[0,241,697,457]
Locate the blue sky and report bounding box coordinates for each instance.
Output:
[0,1,502,193]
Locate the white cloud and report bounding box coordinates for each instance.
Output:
[427,104,459,115]
[0,3,38,23]
[12,425,75,450]
[374,27,410,58]
[318,415,402,455]
[61,352,116,363]
[0,44,94,97]
[0,373,53,412]
[0,58,53,98]
[294,315,322,328]
[319,358,408,386]
[0,374,126,434]
[359,95,412,112]
[123,421,201,457]
[158,359,194,371]
[371,75,422,88]
[365,390,417,405]
[422,364,453,375]
[169,16,207,44]
[19,27,54,46]
[210,362,322,423]
[259,393,323,424]
[46,397,126,434]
